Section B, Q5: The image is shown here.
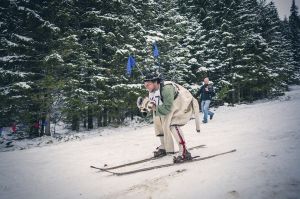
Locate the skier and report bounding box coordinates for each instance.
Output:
[199,77,215,123]
[137,72,200,163]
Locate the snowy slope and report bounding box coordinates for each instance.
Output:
[1,86,300,199]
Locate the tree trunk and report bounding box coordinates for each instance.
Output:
[45,113,51,136]
[72,114,79,131]
[103,109,108,126]
[237,84,241,104]
[40,118,45,136]
[88,106,93,129]
[97,112,103,127]
[83,118,86,128]
[131,111,134,120]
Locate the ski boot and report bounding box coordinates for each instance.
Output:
[173,151,192,163]
[153,148,167,158]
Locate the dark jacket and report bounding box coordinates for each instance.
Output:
[199,83,215,101]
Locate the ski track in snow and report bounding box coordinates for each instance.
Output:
[0,86,300,199]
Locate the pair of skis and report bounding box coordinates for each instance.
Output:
[90,145,237,176]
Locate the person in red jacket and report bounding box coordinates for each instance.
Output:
[11,122,17,133]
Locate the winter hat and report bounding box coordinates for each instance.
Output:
[143,69,162,82]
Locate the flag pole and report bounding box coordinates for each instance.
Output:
[135,63,144,77]
[153,41,161,73]
[132,54,144,76]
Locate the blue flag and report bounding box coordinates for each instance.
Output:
[126,55,136,76]
[153,42,159,58]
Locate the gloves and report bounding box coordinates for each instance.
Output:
[137,97,156,112]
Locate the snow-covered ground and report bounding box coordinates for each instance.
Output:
[1,86,300,199]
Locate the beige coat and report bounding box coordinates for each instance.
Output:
[163,81,200,132]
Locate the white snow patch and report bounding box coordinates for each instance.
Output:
[14,82,31,89]
[188,58,198,64]
[21,7,60,32]
[44,53,64,62]
[198,66,208,72]
[87,27,105,34]
[93,76,109,81]
[116,49,129,55]
[0,55,26,62]
[75,88,89,95]
[112,84,143,89]
[2,38,18,47]
[13,34,33,42]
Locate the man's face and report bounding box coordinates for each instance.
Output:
[204,78,209,84]
[144,81,158,92]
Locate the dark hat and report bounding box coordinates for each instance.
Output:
[143,70,161,82]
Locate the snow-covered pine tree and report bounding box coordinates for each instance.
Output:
[75,0,147,127]
[154,0,192,86]
[228,0,273,102]
[182,17,203,86]
[289,0,300,82]
[194,0,224,82]
[258,1,295,94]
[281,16,298,84]
[0,0,59,134]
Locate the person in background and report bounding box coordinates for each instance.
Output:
[11,122,17,133]
[199,77,215,123]
[33,121,40,135]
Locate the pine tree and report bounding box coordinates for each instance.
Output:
[1,0,299,134]
[0,0,59,134]
[289,0,300,82]
[226,0,274,102]
[281,17,298,84]
[259,1,295,93]
[154,0,192,86]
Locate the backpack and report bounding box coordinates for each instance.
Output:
[159,81,179,103]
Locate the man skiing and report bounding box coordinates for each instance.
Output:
[199,77,215,123]
[137,72,200,163]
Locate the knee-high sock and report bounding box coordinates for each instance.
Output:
[170,125,187,157]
